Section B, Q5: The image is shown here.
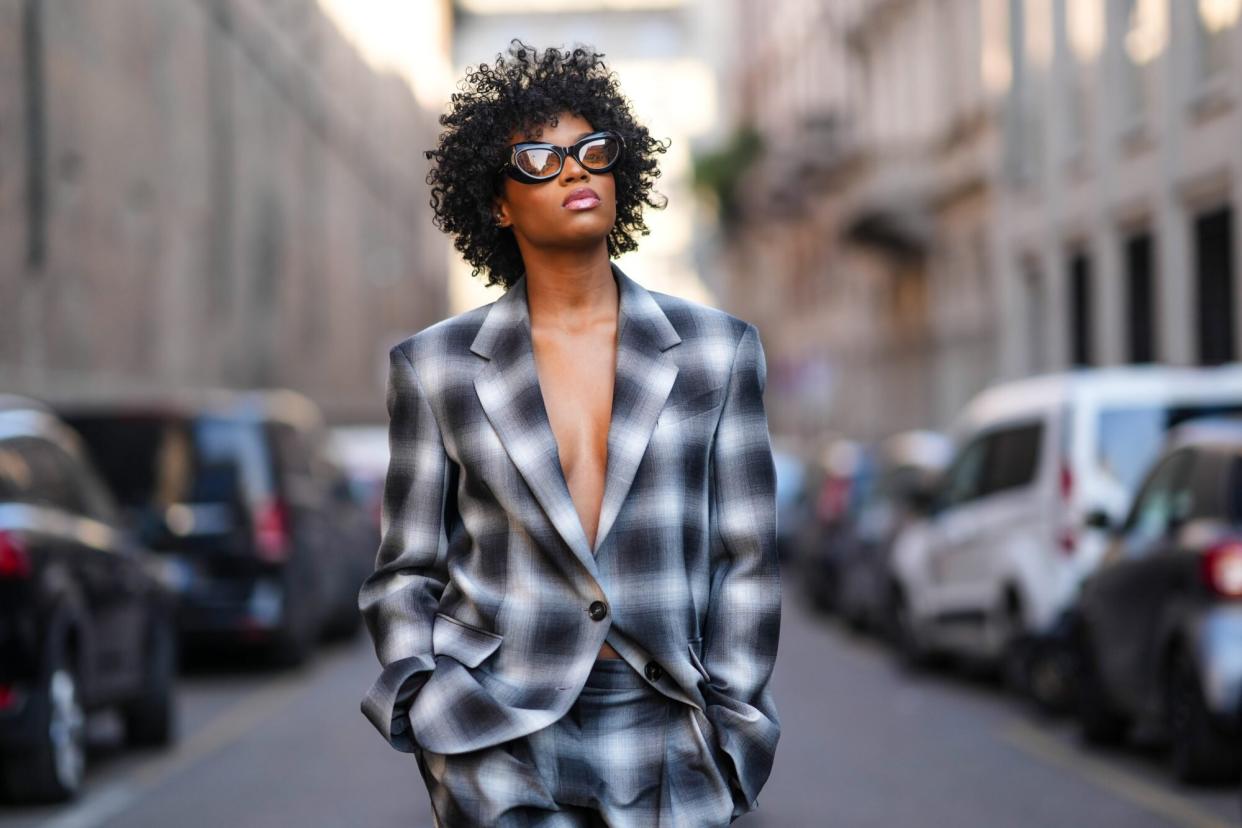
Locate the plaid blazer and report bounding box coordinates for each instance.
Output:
[359,262,781,817]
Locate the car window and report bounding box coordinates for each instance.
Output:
[0,440,31,502]
[1185,450,1227,521]
[65,451,121,525]
[983,421,1043,495]
[0,436,96,516]
[1124,449,1193,543]
[1229,454,1242,525]
[940,435,991,509]
[65,414,273,513]
[270,423,314,479]
[1096,402,1242,499]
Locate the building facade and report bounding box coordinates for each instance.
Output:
[722,0,1005,444]
[0,0,450,423]
[720,0,1242,447]
[996,0,1242,377]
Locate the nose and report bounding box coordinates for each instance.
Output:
[560,152,589,182]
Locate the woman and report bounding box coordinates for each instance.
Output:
[359,40,781,827]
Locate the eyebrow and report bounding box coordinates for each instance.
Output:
[516,131,598,145]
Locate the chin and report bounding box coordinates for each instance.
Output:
[543,223,616,247]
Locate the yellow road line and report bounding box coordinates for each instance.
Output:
[1001,720,1237,828]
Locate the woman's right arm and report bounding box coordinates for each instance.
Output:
[358,341,453,753]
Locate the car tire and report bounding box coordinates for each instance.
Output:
[892,588,940,671]
[270,595,317,669]
[996,598,1030,695]
[122,618,177,748]
[1,652,87,803]
[1026,638,1077,716]
[1075,623,1130,747]
[1168,646,1240,784]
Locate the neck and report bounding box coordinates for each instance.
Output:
[521,244,618,335]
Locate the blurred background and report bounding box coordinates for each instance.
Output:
[2,0,1242,825]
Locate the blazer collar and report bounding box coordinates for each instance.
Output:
[470,262,681,582]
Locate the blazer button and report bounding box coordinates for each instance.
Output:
[588,601,608,621]
[644,661,663,682]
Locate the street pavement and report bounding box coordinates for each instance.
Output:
[1,572,1240,827]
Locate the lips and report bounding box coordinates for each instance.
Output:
[563,187,601,210]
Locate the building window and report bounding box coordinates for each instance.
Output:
[21,0,46,270]
[1194,0,1241,83]
[1119,0,1165,129]
[1124,230,1157,363]
[1022,257,1045,373]
[1195,205,1236,365]
[1069,248,1093,366]
[1064,0,1104,158]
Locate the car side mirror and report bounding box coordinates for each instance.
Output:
[907,485,939,517]
[1083,509,1113,532]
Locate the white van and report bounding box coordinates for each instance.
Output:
[890,365,1242,687]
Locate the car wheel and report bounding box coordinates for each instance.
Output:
[1168,647,1240,784]
[1,657,87,803]
[892,589,938,671]
[122,618,178,748]
[1075,623,1130,747]
[996,599,1030,694]
[1026,638,1076,715]
[270,594,317,669]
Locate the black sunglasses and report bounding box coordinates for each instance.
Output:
[500,130,625,184]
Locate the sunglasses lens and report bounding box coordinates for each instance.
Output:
[578,134,621,170]
[513,147,560,179]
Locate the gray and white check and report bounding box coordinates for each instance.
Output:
[416,655,737,827]
[359,262,781,822]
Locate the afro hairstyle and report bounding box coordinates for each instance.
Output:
[424,39,670,290]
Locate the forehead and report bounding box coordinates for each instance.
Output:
[510,112,596,144]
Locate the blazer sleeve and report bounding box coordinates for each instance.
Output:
[701,322,782,814]
[358,342,453,753]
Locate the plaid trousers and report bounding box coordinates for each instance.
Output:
[415,656,737,827]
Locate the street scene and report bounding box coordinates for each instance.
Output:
[0,587,1238,827]
[4,0,1242,825]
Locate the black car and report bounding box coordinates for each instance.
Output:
[54,388,370,667]
[835,431,950,636]
[1073,419,1242,783]
[0,394,176,803]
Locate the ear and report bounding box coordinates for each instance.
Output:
[492,194,512,229]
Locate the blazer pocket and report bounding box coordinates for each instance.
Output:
[659,386,724,426]
[432,612,504,668]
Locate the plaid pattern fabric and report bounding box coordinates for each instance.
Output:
[359,262,781,820]
[417,656,737,827]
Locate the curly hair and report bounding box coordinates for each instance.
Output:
[424,40,671,290]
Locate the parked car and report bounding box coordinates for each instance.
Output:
[800,438,876,612]
[890,365,1242,705]
[0,394,177,803]
[835,430,951,636]
[318,456,379,640]
[772,442,812,563]
[326,424,389,535]
[52,388,368,666]
[1072,419,1242,783]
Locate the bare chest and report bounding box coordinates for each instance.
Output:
[530,330,617,546]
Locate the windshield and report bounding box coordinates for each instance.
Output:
[64,414,274,510]
[1096,402,1242,497]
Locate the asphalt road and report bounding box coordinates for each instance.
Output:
[2,576,1240,827]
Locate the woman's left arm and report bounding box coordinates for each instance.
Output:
[701,321,782,816]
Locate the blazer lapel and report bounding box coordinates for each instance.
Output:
[470,263,681,581]
[592,264,680,557]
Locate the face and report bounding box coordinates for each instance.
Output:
[493,111,618,252]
